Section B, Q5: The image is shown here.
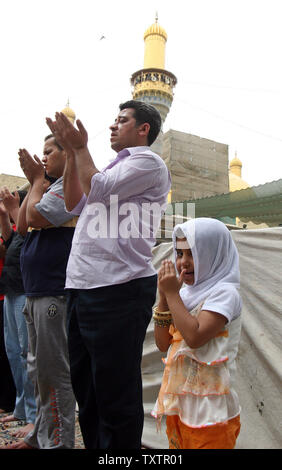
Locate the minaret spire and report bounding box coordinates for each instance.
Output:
[130,17,177,155]
[130,17,177,124]
[61,100,76,124]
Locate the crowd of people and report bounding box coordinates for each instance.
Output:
[0,100,242,450]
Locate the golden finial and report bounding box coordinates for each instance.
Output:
[230,151,242,168]
[61,100,76,124]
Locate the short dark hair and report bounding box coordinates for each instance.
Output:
[119,100,162,146]
[44,173,57,184]
[44,134,63,151]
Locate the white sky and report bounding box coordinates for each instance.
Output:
[1,0,281,188]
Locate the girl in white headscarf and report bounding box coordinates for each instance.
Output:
[152,218,242,449]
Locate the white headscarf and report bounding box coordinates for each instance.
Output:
[173,218,242,322]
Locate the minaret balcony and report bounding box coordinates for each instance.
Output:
[130,68,177,96]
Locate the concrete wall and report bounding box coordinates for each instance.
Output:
[162,129,229,202]
[0,174,28,191]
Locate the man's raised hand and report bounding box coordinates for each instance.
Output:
[18,148,45,184]
[46,112,88,152]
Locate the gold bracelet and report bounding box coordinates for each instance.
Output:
[153,306,171,316]
[152,306,172,327]
[153,317,172,328]
[153,313,172,321]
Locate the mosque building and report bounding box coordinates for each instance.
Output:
[228,153,268,228]
[228,153,250,227]
[131,16,230,204]
[61,100,76,124]
[130,16,282,229]
[1,17,281,228]
[130,13,177,158]
[229,153,250,192]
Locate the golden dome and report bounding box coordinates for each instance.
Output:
[229,153,250,191]
[230,156,242,168]
[144,14,167,41]
[61,102,76,123]
[229,172,250,192]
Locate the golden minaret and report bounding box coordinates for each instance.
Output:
[130,14,177,127]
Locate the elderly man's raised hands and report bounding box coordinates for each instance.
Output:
[46,112,88,153]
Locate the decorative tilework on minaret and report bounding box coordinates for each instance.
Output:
[130,14,177,155]
[131,14,177,124]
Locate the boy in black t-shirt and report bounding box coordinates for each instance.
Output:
[5,135,76,450]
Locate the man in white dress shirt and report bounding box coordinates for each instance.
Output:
[46,100,171,449]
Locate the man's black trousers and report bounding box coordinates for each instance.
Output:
[67,275,157,449]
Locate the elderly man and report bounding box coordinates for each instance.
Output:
[47,100,171,449]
